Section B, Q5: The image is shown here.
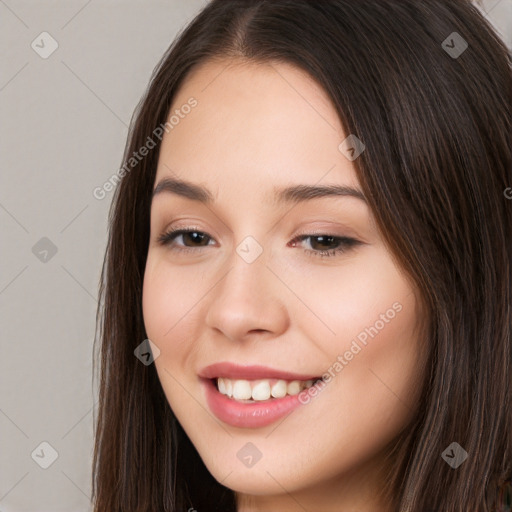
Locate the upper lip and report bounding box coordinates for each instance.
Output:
[198,362,320,381]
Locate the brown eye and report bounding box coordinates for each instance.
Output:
[289,234,361,258]
[157,228,213,248]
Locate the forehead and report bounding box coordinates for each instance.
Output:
[154,58,361,203]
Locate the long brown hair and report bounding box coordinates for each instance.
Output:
[92,1,512,510]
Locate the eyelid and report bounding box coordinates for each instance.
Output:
[293,226,352,238]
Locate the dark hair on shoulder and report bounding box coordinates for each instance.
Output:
[92,1,512,510]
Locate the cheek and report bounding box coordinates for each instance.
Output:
[142,255,202,341]
[286,246,419,355]
[292,248,425,422]
[142,257,198,408]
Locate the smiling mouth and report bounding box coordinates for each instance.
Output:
[213,377,322,402]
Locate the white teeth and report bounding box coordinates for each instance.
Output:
[216,377,316,401]
[251,381,271,401]
[287,380,302,395]
[218,377,233,397]
[218,378,227,395]
[225,378,233,397]
[271,380,287,398]
[232,380,252,400]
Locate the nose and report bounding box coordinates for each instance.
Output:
[204,245,290,343]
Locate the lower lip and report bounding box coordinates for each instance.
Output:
[202,378,308,428]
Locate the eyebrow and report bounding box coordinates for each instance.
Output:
[152,177,367,205]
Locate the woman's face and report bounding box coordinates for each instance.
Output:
[143,58,427,511]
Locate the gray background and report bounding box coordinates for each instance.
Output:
[0,1,510,511]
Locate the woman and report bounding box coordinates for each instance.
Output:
[92,1,512,510]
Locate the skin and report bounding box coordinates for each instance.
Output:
[142,58,428,512]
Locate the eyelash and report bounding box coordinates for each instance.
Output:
[156,227,361,258]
